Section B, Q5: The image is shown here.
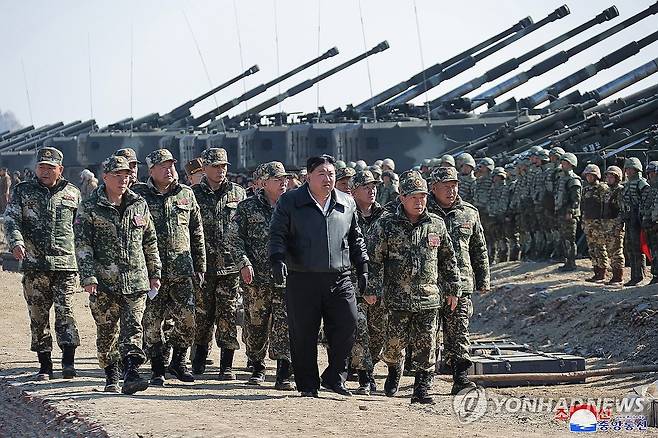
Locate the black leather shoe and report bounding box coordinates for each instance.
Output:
[300,391,319,398]
[321,380,352,397]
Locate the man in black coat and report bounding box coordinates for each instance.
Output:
[269,155,369,397]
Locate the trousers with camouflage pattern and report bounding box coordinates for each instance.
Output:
[242,283,290,362]
[382,309,437,372]
[195,274,240,350]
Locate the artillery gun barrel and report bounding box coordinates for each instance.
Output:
[224,41,390,127]
[585,82,658,114]
[547,57,658,110]
[485,1,658,112]
[12,121,87,152]
[600,125,658,158]
[350,16,532,112]
[193,48,339,127]
[428,6,618,113]
[383,5,570,107]
[0,125,35,142]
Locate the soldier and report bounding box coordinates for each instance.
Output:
[420,159,432,179]
[4,147,81,381]
[546,147,566,260]
[473,157,494,259]
[428,166,489,394]
[335,166,356,195]
[184,157,204,186]
[298,168,308,184]
[602,166,625,284]
[114,147,143,188]
[191,148,246,379]
[369,165,383,184]
[529,149,551,260]
[132,149,206,386]
[554,153,582,271]
[642,161,658,285]
[227,161,295,390]
[511,159,530,259]
[457,153,477,204]
[581,164,609,282]
[377,170,399,206]
[79,169,99,200]
[368,171,460,404]
[381,158,395,173]
[348,170,386,395]
[75,155,162,394]
[621,157,649,286]
[0,167,12,213]
[488,167,510,263]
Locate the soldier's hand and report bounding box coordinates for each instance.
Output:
[12,245,26,261]
[149,278,161,291]
[364,295,377,305]
[271,260,287,285]
[196,272,205,286]
[446,295,458,312]
[84,284,97,295]
[240,266,254,285]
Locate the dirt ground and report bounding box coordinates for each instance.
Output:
[0,261,656,437]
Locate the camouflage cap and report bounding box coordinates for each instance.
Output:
[529,145,544,155]
[202,148,230,165]
[536,149,550,161]
[646,161,658,173]
[145,149,176,169]
[184,158,203,176]
[561,152,578,167]
[399,170,428,196]
[382,158,395,170]
[261,161,290,179]
[624,157,642,171]
[114,147,140,163]
[582,163,601,178]
[350,170,378,189]
[459,153,476,168]
[252,163,265,180]
[102,155,131,173]
[430,166,458,183]
[336,166,356,181]
[605,165,623,180]
[369,164,382,176]
[36,147,63,166]
[440,154,455,167]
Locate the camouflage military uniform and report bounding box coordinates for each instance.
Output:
[75,184,162,369]
[376,171,399,206]
[524,164,542,258]
[458,172,476,203]
[530,158,550,259]
[227,189,290,363]
[581,176,609,275]
[488,169,510,262]
[427,170,489,372]
[543,160,562,258]
[4,166,81,354]
[621,161,649,284]
[192,172,246,351]
[642,162,658,283]
[472,171,493,257]
[133,175,206,353]
[554,161,582,270]
[368,189,460,372]
[602,177,625,274]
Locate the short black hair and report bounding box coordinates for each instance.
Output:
[307,154,336,174]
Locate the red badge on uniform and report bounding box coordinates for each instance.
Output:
[63,194,76,201]
[133,214,146,227]
[428,233,440,247]
[178,198,190,206]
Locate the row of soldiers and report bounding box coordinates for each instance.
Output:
[5,144,490,403]
[416,148,657,286]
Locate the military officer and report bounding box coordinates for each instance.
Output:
[554,153,582,271]
[581,164,609,282]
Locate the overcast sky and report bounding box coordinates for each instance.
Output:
[1,0,657,129]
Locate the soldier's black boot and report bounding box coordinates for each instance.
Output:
[168,348,195,382]
[36,351,53,381]
[162,343,172,368]
[150,349,167,387]
[218,349,236,380]
[411,370,435,404]
[61,346,76,379]
[451,359,476,395]
[104,363,121,393]
[347,357,357,382]
[248,360,266,385]
[624,255,645,286]
[384,364,401,397]
[121,356,149,395]
[355,370,371,395]
[274,359,295,391]
[191,344,208,375]
[368,370,377,393]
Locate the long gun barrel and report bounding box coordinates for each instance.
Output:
[350,16,532,113]
[382,5,571,107]
[429,6,619,113]
[160,65,260,125]
[547,57,658,110]
[481,1,658,112]
[192,47,339,128]
[221,41,390,128]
